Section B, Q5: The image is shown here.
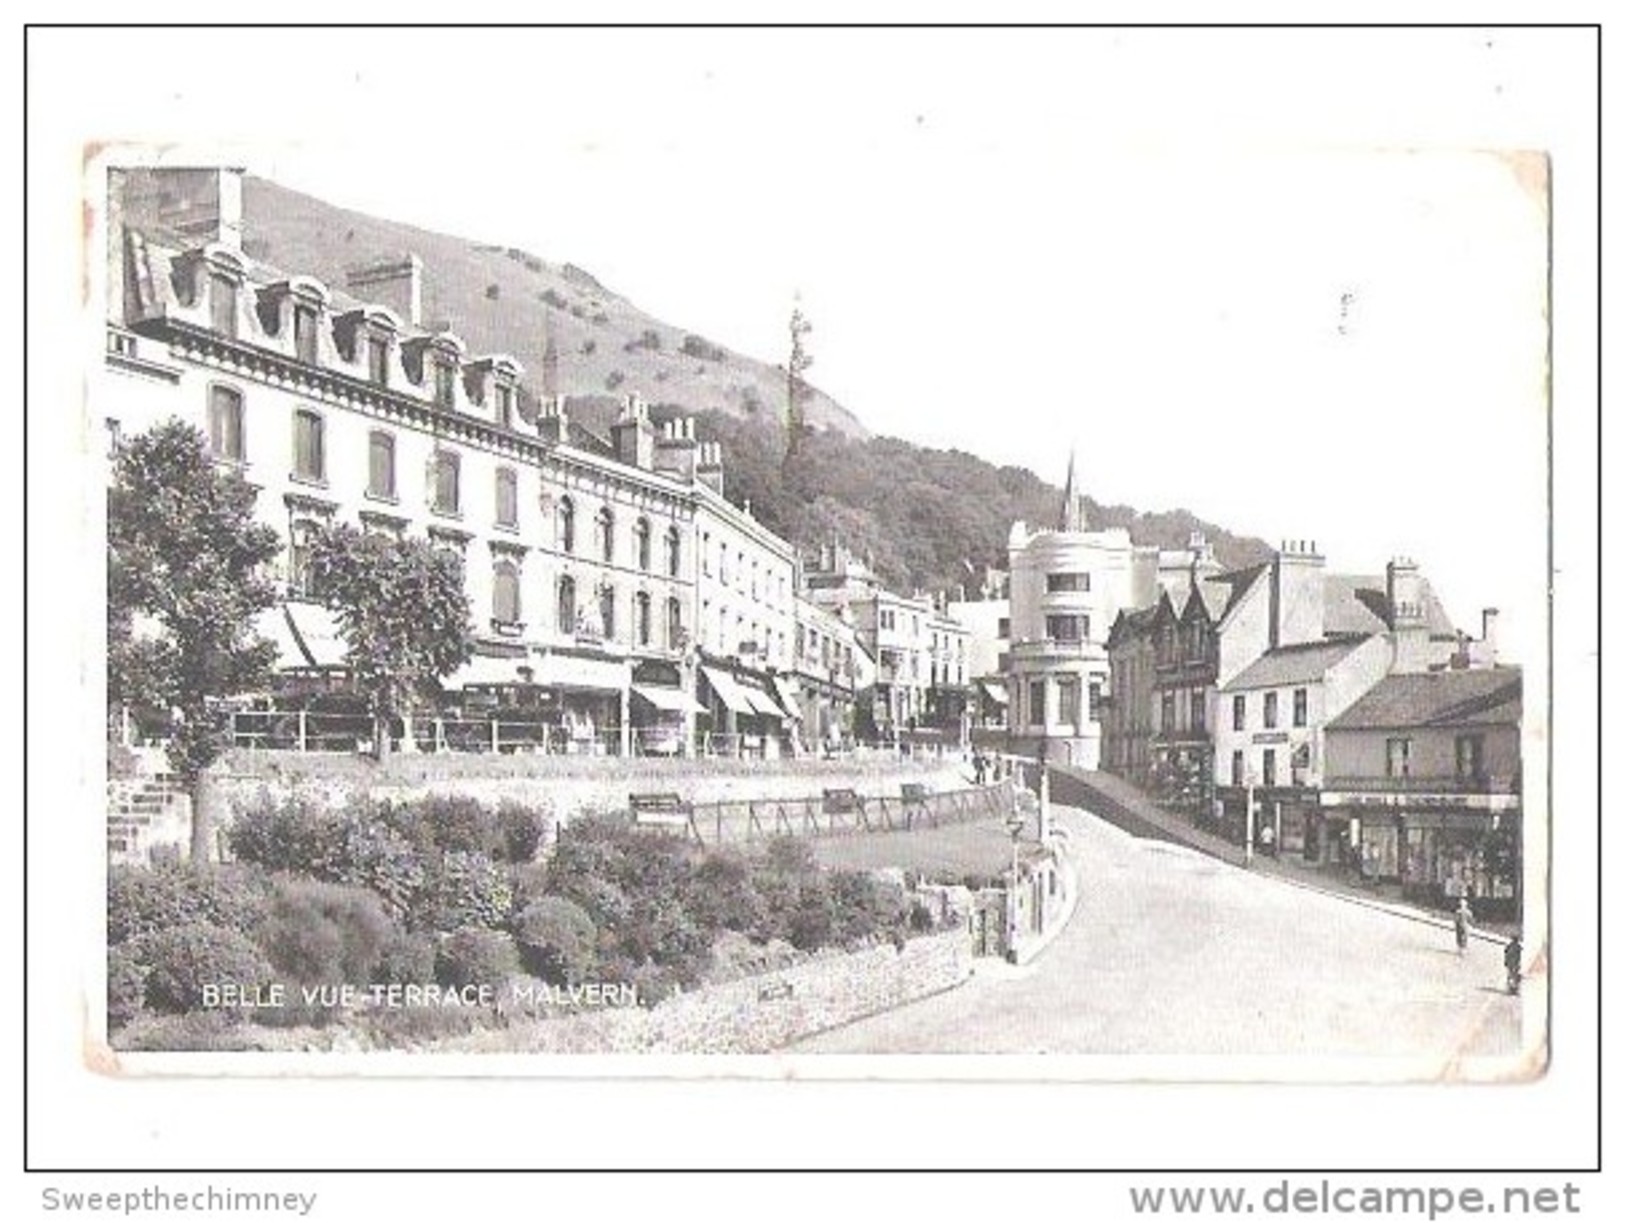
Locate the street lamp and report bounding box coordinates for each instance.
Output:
[1005,809,1026,959]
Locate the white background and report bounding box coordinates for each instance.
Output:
[17,8,1608,1216]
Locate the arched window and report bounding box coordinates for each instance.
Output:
[634,517,652,571]
[557,575,576,633]
[430,451,461,516]
[666,598,683,650]
[557,497,575,553]
[635,591,652,646]
[208,385,245,462]
[598,584,617,641]
[493,560,521,625]
[664,526,681,578]
[596,507,615,563]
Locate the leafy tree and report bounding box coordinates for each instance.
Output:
[107,418,283,856]
[307,524,473,759]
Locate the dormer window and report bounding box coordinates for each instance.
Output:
[293,303,320,364]
[494,383,514,429]
[367,333,390,386]
[434,360,456,410]
[209,271,237,338]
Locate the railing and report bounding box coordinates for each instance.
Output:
[227,711,695,758]
[680,778,1015,848]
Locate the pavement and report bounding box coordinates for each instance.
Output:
[792,802,1539,1069]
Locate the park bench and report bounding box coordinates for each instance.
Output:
[628,791,694,832]
[899,782,931,828]
[822,787,864,816]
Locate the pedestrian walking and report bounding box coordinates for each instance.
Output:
[1504,934,1523,995]
[973,750,987,786]
[1453,896,1474,955]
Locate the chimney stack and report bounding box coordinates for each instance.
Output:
[696,441,725,496]
[1386,556,1433,673]
[652,415,701,482]
[610,394,655,470]
[1269,538,1326,649]
[346,254,423,327]
[536,395,570,445]
[117,166,245,251]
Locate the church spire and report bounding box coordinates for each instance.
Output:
[1060,449,1087,532]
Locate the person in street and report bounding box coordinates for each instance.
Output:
[1504,934,1523,994]
[1453,896,1474,955]
[973,750,987,785]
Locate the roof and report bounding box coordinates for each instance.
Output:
[1209,563,1269,625]
[1327,668,1522,731]
[1221,637,1370,691]
[1324,574,1457,639]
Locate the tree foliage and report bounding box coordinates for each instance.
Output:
[650,406,1273,596]
[306,524,473,757]
[106,419,283,781]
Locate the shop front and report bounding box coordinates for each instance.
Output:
[629,659,701,757]
[1320,789,1522,917]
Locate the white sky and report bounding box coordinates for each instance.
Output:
[46,27,1565,659]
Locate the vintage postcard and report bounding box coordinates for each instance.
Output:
[30,30,1598,1177]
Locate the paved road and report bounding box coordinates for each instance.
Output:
[795,806,1531,1069]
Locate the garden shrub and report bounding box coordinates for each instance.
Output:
[436,927,520,991]
[828,870,909,948]
[513,897,597,985]
[688,849,768,935]
[133,922,276,1015]
[252,876,396,986]
[106,944,148,1030]
[497,800,549,863]
[225,796,347,876]
[374,930,438,986]
[331,816,427,919]
[107,861,272,945]
[414,850,514,932]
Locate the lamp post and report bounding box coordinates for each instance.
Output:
[1005,810,1026,959]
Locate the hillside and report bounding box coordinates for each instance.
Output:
[237,176,1272,591]
[239,176,868,438]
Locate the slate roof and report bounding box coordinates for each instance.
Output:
[1327,668,1522,731]
[1221,637,1370,692]
[1324,574,1457,639]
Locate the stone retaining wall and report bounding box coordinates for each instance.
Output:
[446,926,974,1054]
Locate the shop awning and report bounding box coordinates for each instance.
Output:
[284,603,350,669]
[448,654,533,689]
[977,679,1010,706]
[771,677,804,720]
[531,652,630,693]
[743,686,787,719]
[252,606,309,672]
[701,665,755,715]
[633,685,705,715]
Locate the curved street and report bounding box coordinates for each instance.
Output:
[794,805,1530,1069]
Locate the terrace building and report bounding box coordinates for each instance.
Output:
[102,166,798,757]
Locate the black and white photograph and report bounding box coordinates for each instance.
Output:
[25,20,1603,1189]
